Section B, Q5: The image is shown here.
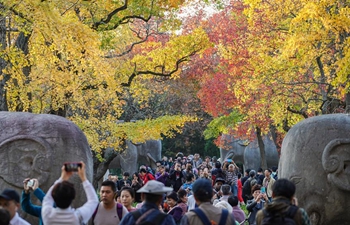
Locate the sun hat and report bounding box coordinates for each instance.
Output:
[137,180,173,195]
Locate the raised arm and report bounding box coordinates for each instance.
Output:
[42,177,63,224]
[21,178,42,217]
[21,190,42,217]
[33,188,46,202]
[75,162,99,224]
[31,179,45,202]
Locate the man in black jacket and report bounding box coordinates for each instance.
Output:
[169,162,184,192]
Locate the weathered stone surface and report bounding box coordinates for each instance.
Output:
[109,140,162,174]
[220,133,279,171]
[0,112,93,224]
[279,114,350,225]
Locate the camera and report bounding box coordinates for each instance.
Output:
[27,179,35,188]
[64,162,82,172]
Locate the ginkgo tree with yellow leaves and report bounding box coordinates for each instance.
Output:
[0,0,211,185]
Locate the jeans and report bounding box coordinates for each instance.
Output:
[231,184,238,196]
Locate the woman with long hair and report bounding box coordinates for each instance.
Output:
[131,172,142,203]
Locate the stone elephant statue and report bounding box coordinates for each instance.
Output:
[109,139,162,174]
[0,112,93,225]
[279,114,350,225]
[220,133,279,171]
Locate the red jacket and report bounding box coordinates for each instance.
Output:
[237,179,244,203]
[140,173,155,185]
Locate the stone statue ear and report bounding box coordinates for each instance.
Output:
[322,139,350,191]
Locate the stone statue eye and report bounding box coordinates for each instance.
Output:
[309,211,321,225]
[0,138,50,188]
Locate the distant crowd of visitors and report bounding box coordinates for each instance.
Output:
[0,153,311,225]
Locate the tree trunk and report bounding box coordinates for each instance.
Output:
[92,149,119,189]
[346,92,350,114]
[256,126,267,169]
[269,124,281,154]
[0,9,8,111]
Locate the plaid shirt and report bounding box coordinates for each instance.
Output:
[226,170,238,185]
[300,208,312,225]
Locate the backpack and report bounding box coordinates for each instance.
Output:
[261,205,298,225]
[191,208,229,225]
[130,209,167,225]
[250,178,257,187]
[91,202,123,224]
[272,173,278,180]
[243,178,253,198]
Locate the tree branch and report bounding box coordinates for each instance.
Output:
[61,0,80,16]
[286,106,308,118]
[8,4,32,23]
[110,15,152,30]
[92,0,128,30]
[92,0,156,31]
[105,24,153,58]
[121,52,197,87]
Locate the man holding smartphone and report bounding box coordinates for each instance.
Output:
[169,162,184,192]
[42,161,99,225]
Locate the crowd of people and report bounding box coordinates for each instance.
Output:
[0,153,311,225]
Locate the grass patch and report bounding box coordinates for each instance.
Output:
[239,204,250,225]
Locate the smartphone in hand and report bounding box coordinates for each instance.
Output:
[27,179,35,188]
[64,162,82,172]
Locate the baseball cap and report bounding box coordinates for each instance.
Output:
[0,189,20,203]
[192,179,213,197]
[215,177,226,184]
[137,180,173,195]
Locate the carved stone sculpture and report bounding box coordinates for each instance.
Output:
[0,112,93,224]
[279,114,350,225]
[220,133,279,171]
[109,139,162,174]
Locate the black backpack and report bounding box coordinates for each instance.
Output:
[243,177,254,199]
[261,205,298,225]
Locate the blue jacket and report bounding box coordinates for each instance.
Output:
[21,188,45,225]
[119,202,176,225]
